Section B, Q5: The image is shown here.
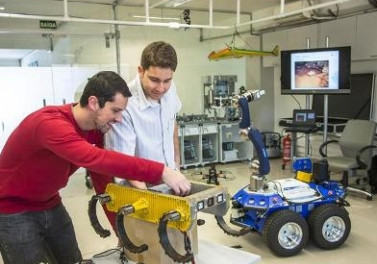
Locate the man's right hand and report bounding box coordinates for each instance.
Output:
[161,166,191,196]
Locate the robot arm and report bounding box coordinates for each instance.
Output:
[235,90,270,176]
[236,90,266,129]
[214,90,270,238]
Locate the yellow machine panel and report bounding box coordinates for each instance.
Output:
[105,183,192,231]
[104,182,229,232]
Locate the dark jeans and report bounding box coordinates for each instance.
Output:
[0,203,82,264]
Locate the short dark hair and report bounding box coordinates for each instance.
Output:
[79,71,132,108]
[140,41,178,71]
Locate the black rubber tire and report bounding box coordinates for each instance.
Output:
[262,210,309,257]
[308,204,351,250]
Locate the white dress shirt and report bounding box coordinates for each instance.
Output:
[105,74,182,169]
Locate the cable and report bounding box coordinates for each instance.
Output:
[309,136,313,156]
[290,95,302,109]
[92,247,126,260]
[233,26,255,50]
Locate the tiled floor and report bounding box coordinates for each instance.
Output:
[1,160,377,263]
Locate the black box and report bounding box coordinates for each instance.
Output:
[312,160,329,183]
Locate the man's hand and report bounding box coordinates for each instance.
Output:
[129,180,148,189]
[161,166,191,196]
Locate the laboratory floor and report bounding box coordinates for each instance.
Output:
[2,159,377,264]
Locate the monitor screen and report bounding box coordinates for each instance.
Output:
[281,46,351,95]
[293,109,316,126]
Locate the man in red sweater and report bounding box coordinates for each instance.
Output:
[0,71,190,264]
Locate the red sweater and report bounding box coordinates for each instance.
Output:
[0,104,164,213]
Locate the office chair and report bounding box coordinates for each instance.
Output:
[319,119,377,200]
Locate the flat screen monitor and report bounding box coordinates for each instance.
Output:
[281,46,351,95]
[292,109,316,126]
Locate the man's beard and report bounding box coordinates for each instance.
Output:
[95,120,112,133]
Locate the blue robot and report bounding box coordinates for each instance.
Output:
[215,90,351,257]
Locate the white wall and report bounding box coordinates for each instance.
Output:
[0,0,257,116]
[0,66,109,151]
[261,11,377,133]
[67,26,251,115]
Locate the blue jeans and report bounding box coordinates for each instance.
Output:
[0,203,82,264]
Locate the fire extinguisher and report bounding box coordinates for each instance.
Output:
[282,133,291,170]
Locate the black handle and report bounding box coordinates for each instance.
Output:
[116,206,148,253]
[158,211,193,263]
[88,195,111,238]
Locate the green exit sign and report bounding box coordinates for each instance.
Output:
[39,20,57,29]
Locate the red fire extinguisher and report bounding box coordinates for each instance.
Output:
[282,133,291,170]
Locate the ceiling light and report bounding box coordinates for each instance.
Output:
[168,22,180,29]
[172,0,192,8]
[132,14,180,21]
[149,0,192,8]
[0,6,5,11]
[157,0,193,8]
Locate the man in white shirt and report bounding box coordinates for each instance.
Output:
[103,42,195,263]
[105,41,182,188]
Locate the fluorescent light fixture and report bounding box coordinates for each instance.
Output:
[155,0,193,8]
[0,6,5,11]
[168,22,180,28]
[132,14,180,21]
[173,0,193,8]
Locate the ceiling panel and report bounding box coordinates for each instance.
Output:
[0,0,375,60]
[0,0,285,14]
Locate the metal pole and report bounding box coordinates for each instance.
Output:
[236,0,240,25]
[63,0,68,19]
[209,0,213,27]
[323,36,330,154]
[305,37,311,156]
[112,1,121,74]
[280,0,285,14]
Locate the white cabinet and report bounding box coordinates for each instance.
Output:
[179,122,219,169]
[71,67,102,102]
[263,24,319,68]
[0,108,6,150]
[179,121,252,168]
[53,66,101,104]
[201,123,219,165]
[0,68,54,151]
[354,12,377,60]
[0,66,99,152]
[287,24,318,50]
[318,16,357,53]
[180,123,201,168]
[52,67,75,105]
[218,122,253,163]
[263,30,288,67]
